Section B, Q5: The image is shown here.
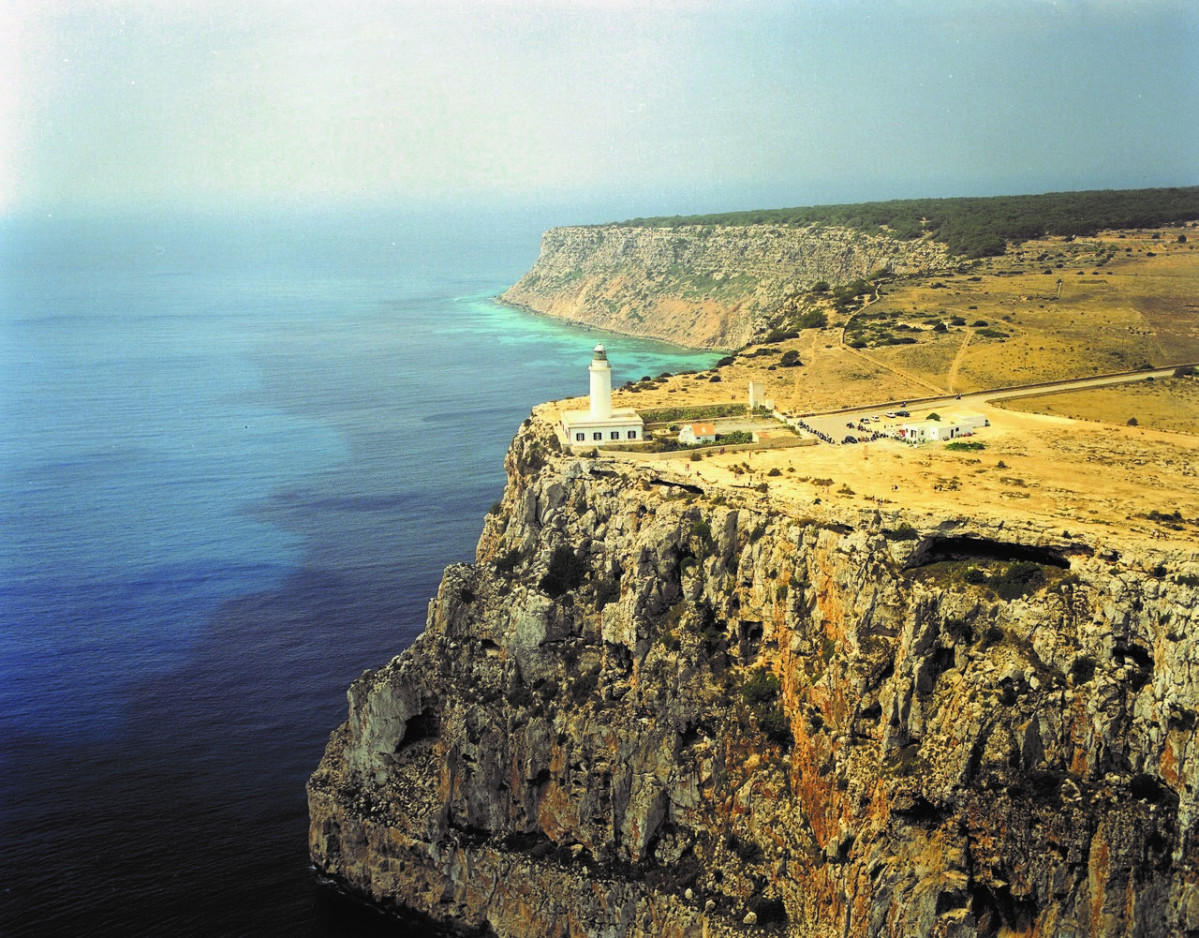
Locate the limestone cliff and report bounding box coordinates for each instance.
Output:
[498,225,950,349]
[309,417,1199,937]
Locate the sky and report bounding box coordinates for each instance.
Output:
[3,0,1197,222]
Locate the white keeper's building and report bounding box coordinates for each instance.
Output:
[560,345,644,446]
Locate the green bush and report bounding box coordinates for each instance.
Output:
[991,561,1045,599]
[494,548,524,577]
[883,522,919,541]
[540,545,587,598]
[742,669,791,745]
[742,668,781,706]
[795,309,829,329]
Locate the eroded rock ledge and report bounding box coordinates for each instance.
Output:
[498,224,950,349]
[309,416,1199,937]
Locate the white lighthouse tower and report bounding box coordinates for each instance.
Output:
[559,343,644,448]
[589,344,613,420]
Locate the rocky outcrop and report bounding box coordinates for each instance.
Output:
[498,224,950,349]
[309,417,1199,937]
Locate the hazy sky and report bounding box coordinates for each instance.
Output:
[3,0,1197,220]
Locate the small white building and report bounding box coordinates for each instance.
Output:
[560,345,644,446]
[955,411,990,431]
[679,422,717,445]
[899,419,972,443]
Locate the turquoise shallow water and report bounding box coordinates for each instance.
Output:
[0,210,717,936]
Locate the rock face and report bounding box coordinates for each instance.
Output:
[309,417,1199,937]
[498,224,950,349]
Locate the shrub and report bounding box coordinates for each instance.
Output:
[991,561,1045,599]
[743,668,781,706]
[494,548,524,576]
[742,669,790,744]
[1127,417,1139,426]
[1174,365,1197,377]
[883,522,920,541]
[540,545,587,598]
[780,350,802,367]
[945,441,986,451]
[795,309,829,329]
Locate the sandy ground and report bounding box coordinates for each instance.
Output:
[669,402,1199,547]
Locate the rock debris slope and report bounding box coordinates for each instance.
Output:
[498,225,949,349]
[309,416,1199,937]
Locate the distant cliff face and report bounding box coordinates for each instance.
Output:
[309,418,1199,937]
[499,225,950,349]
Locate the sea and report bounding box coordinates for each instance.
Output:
[0,208,718,937]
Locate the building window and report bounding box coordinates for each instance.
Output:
[593,432,602,441]
[575,432,584,441]
[610,431,619,440]
[628,430,637,439]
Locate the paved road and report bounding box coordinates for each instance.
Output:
[786,364,1195,444]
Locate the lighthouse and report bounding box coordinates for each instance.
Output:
[559,343,644,448]
[589,344,613,420]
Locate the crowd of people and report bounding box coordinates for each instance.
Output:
[793,418,888,446]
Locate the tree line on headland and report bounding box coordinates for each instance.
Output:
[614,185,1199,258]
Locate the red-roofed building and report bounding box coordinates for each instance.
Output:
[678,422,717,445]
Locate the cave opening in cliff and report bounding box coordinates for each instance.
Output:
[906,536,1070,571]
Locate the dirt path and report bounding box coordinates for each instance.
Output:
[946,328,974,392]
[843,344,948,396]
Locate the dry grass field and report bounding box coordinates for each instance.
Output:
[1000,374,1199,435]
[681,404,1199,548]
[551,225,1199,548]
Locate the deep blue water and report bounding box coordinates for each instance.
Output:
[0,210,717,937]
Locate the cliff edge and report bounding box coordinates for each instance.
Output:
[309,415,1199,937]
[498,225,949,349]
